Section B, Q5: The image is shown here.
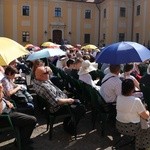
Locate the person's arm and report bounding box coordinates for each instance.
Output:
[133,78,140,90]
[0,99,3,114]
[6,85,21,97]
[4,100,14,109]
[140,110,150,120]
[137,99,150,119]
[57,98,74,105]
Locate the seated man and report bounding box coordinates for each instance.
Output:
[0,83,37,149]
[32,64,85,124]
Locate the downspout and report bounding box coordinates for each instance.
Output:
[131,0,134,41]
[96,3,101,47]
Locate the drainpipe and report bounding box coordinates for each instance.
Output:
[131,0,134,41]
[96,3,101,47]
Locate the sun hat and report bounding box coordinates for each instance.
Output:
[78,60,98,75]
[147,64,150,75]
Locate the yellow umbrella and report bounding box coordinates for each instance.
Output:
[41,42,57,47]
[25,44,34,49]
[0,37,30,66]
[81,44,98,50]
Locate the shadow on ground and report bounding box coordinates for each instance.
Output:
[0,110,134,150]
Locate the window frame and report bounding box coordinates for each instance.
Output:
[136,5,140,16]
[22,5,30,16]
[55,7,61,17]
[22,31,30,42]
[119,33,125,42]
[120,7,126,17]
[84,34,91,44]
[104,8,106,18]
[136,33,139,43]
[85,9,91,19]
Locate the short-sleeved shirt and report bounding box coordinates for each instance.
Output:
[116,95,146,123]
[100,73,122,103]
[33,79,67,113]
[1,76,15,99]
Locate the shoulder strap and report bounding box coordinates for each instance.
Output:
[101,76,115,85]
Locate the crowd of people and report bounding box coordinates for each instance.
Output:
[1,44,150,150]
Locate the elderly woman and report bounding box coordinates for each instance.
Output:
[1,66,34,115]
[116,79,150,150]
[78,60,100,91]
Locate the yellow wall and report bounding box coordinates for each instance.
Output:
[0,0,150,47]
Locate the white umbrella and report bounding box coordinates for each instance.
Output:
[26,48,66,61]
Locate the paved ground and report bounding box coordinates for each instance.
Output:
[0,109,134,150]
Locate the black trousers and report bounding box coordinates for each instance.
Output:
[10,111,37,145]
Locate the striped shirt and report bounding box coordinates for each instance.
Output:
[100,73,122,103]
[33,79,67,113]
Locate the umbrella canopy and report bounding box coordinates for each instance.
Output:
[81,44,98,50]
[27,48,66,61]
[41,42,60,48]
[0,37,30,66]
[25,44,34,49]
[25,44,41,51]
[96,41,150,65]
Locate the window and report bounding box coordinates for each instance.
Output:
[85,10,91,19]
[103,33,106,40]
[120,7,126,17]
[22,31,29,42]
[104,8,106,18]
[55,7,61,17]
[119,33,125,42]
[137,5,140,16]
[136,33,139,43]
[84,34,90,43]
[22,6,29,16]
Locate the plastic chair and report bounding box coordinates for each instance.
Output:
[0,113,21,150]
[81,82,116,136]
[36,95,77,140]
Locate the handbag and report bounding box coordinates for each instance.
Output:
[11,90,29,105]
[140,117,150,129]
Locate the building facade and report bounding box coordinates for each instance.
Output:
[0,0,100,46]
[99,0,150,47]
[0,0,150,47]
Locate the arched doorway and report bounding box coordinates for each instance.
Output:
[53,30,62,44]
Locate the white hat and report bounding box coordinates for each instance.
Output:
[147,64,150,75]
[78,60,98,75]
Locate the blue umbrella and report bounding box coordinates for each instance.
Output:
[27,48,66,61]
[96,41,150,64]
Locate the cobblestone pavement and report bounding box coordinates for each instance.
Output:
[0,110,134,150]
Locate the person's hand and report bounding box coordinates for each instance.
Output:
[67,98,75,104]
[44,66,52,74]
[6,101,14,109]
[16,85,22,90]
